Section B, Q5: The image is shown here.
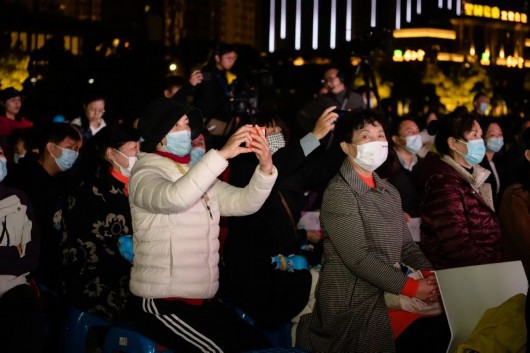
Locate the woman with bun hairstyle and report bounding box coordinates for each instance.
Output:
[420,110,502,269]
[61,125,139,322]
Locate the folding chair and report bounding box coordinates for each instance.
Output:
[435,261,528,353]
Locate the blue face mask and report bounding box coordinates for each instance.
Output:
[479,102,489,114]
[190,147,205,164]
[457,139,486,166]
[486,137,504,153]
[0,157,7,182]
[404,134,423,154]
[53,144,78,171]
[164,130,192,157]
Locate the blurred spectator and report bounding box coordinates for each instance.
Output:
[417,111,438,158]
[378,117,424,230]
[0,87,34,159]
[5,123,81,291]
[222,107,337,329]
[499,128,530,278]
[61,125,139,322]
[479,119,506,209]
[71,92,107,143]
[297,66,362,136]
[471,92,490,122]
[420,111,502,269]
[193,42,237,125]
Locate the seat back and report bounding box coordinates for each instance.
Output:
[435,261,528,353]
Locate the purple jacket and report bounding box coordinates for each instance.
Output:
[420,153,502,269]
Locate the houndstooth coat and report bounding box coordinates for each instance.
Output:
[297,159,432,353]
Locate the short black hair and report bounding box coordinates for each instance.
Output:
[390,116,417,138]
[434,110,477,155]
[335,109,386,144]
[214,42,237,57]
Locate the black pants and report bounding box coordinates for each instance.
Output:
[0,284,45,353]
[395,314,451,353]
[130,296,272,353]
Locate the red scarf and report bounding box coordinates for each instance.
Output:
[154,151,190,164]
[110,168,130,196]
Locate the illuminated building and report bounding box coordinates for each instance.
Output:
[265,0,530,69]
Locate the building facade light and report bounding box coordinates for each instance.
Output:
[393,28,456,39]
[463,2,527,23]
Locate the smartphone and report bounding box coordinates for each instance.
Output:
[332,109,354,119]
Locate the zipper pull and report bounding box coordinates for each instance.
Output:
[202,194,213,220]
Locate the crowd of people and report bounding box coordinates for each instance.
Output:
[0,42,529,353]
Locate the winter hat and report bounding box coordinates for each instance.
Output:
[138,97,203,153]
[0,87,23,101]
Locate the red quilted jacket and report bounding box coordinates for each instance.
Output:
[420,152,502,269]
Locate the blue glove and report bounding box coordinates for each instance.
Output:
[271,254,309,272]
[118,235,134,262]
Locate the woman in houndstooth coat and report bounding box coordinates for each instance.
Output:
[297,111,445,353]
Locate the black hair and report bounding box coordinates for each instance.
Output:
[80,91,106,130]
[76,124,139,183]
[43,123,81,146]
[389,115,417,138]
[214,42,237,57]
[243,114,291,145]
[206,42,237,67]
[479,118,503,139]
[335,109,386,144]
[434,110,477,155]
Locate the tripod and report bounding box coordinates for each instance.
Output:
[353,55,384,117]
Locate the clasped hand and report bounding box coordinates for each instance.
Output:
[415,274,441,304]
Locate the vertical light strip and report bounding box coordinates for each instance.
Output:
[438,0,443,8]
[406,0,411,22]
[330,0,336,48]
[417,0,422,14]
[269,0,275,52]
[280,0,287,39]
[371,0,377,27]
[346,0,352,41]
[295,0,301,50]
[447,0,452,10]
[312,0,319,49]
[395,0,401,29]
[456,0,461,15]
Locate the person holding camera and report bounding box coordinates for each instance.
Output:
[193,43,238,132]
[297,66,363,136]
[128,97,278,352]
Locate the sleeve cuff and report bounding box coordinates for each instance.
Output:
[400,277,419,297]
[300,133,320,156]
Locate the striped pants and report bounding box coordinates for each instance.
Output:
[130,296,271,353]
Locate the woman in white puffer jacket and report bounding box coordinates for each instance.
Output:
[128,97,277,353]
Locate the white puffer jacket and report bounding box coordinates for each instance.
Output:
[128,149,277,299]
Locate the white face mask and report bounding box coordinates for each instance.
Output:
[113,149,138,177]
[351,141,388,172]
[404,134,423,154]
